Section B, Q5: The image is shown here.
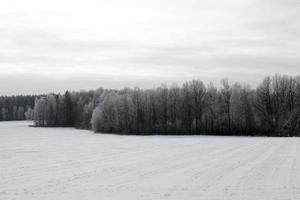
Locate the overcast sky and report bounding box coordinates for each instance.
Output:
[0,0,299,95]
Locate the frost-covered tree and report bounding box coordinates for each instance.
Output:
[25,75,300,136]
[82,102,95,129]
[168,84,180,133]
[34,97,47,126]
[157,85,169,133]
[0,96,35,121]
[189,80,206,133]
[91,92,119,133]
[220,79,232,134]
[181,82,194,134]
[131,88,145,133]
[203,83,219,133]
[25,107,34,120]
[64,91,73,126]
[116,93,134,133]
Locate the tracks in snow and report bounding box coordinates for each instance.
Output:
[1,121,300,200]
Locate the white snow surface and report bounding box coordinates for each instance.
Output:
[1,121,300,200]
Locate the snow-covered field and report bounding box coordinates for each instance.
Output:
[1,121,300,200]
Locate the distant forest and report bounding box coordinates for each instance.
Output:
[0,95,36,121]
[1,74,300,136]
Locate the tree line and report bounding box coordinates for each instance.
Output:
[0,95,36,121]
[30,75,300,136]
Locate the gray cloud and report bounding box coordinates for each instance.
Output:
[0,0,299,95]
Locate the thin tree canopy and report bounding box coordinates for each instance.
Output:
[2,75,300,136]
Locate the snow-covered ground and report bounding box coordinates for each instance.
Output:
[1,121,300,200]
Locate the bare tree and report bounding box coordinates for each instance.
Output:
[30,74,300,136]
[220,79,232,134]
